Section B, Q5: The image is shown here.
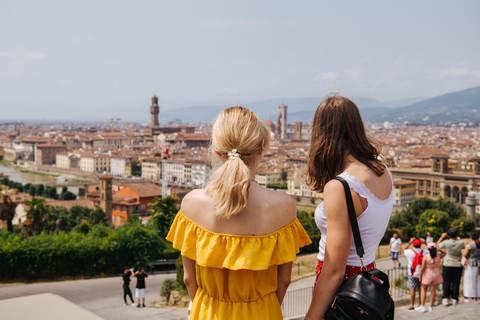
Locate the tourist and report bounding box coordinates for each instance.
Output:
[437,227,465,306]
[389,233,402,268]
[404,238,428,311]
[166,106,311,319]
[122,267,135,306]
[426,232,433,244]
[134,268,148,308]
[416,242,446,312]
[462,230,480,302]
[303,95,394,320]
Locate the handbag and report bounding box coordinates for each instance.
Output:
[325,176,394,320]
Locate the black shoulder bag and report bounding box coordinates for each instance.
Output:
[325,176,394,320]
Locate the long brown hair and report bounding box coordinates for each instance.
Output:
[306,95,385,192]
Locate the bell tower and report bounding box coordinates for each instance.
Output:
[99,175,113,224]
[150,94,160,129]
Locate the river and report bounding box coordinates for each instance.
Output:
[0,163,79,195]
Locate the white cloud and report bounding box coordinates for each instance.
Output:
[25,52,45,60]
[0,52,14,57]
[200,20,228,29]
[321,72,339,81]
[434,65,468,79]
[13,61,24,66]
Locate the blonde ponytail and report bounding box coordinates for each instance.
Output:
[205,107,270,218]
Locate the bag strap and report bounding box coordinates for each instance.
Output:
[334,176,365,261]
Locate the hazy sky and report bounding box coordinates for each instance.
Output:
[1,0,479,121]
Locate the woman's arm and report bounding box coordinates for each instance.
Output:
[461,246,470,266]
[182,256,198,301]
[276,262,293,304]
[305,180,352,320]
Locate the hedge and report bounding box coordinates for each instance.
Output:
[0,223,166,280]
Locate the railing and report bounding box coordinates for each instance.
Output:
[385,266,409,298]
[281,286,312,320]
[281,267,409,319]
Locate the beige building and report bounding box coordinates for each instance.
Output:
[255,169,283,187]
[79,153,110,173]
[393,179,416,206]
[142,157,163,181]
[391,155,480,205]
[35,144,67,165]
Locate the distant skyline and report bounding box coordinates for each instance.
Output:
[1,0,479,121]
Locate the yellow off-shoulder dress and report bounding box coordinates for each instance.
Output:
[166,210,312,320]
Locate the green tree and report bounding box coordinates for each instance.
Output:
[0,195,16,232]
[280,170,288,183]
[389,197,466,231]
[415,209,450,240]
[28,185,36,197]
[25,198,51,235]
[60,186,76,200]
[451,217,476,238]
[0,178,9,186]
[148,196,179,238]
[43,186,59,199]
[131,160,142,176]
[35,184,45,197]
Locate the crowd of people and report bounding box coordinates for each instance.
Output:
[390,228,480,313]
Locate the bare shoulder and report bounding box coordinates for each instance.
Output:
[180,189,213,219]
[263,188,297,223]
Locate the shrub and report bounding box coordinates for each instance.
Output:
[299,235,321,254]
[176,255,185,289]
[451,217,476,238]
[415,209,450,240]
[160,278,178,304]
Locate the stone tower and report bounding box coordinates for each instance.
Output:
[276,104,288,139]
[150,95,160,129]
[99,175,113,224]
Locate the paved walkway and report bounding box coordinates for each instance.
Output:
[1,254,476,319]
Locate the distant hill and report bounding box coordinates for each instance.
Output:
[369,86,480,123]
[158,96,427,124]
[155,86,480,124]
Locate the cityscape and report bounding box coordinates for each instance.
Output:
[1,1,480,319]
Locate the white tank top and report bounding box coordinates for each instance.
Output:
[315,170,394,267]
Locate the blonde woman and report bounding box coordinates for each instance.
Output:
[167,106,311,320]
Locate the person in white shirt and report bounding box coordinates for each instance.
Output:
[389,233,402,267]
[404,238,428,311]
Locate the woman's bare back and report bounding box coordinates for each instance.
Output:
[181,184,297,236]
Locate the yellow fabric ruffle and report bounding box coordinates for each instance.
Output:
[166,210,312,270]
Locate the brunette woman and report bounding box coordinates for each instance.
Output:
[304,95,394,320]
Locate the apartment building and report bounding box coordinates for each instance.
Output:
[111,155,134,177]
[393,179,416,206]
[35,144,67,165]
[191,160,211,187]
[141,157,163,181]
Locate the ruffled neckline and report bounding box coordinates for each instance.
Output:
[166,210,312,270]
[176,210,300,238]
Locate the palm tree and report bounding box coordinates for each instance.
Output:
[0,195,16,232]
[25,198,51,235]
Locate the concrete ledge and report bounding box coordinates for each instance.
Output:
[0,293,105,320]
